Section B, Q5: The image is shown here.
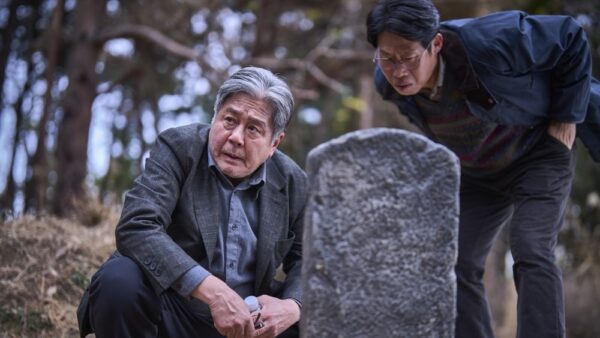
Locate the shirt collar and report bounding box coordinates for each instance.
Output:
[207,149,266,190]
[429,55,446,101]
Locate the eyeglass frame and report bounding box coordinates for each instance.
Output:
[372,39,434,72]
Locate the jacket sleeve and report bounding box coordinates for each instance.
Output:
[115,127,201,291]
[460,11,592,123]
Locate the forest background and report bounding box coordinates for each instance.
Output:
[0,0,599,337]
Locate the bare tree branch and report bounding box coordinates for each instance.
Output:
[96,24,358,96]
[305,63,351,95]
[97,67,143,94]
[248,56,351,95]
[290,87,319,101]
[305,34,337,62]
[96,24,201,62]
[322,49,374,61]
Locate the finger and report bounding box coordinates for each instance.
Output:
[256,294,274,306]
[244,318,256,338]
[253,325,266,338]
[232,321,246,338]
[215,324,232,338]
[226,327,238,338]
[254,323,276,338]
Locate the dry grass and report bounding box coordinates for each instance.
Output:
[563,230,600,338]
[0,202,118,338]
[485,226,600,338]
[0,198,598,337]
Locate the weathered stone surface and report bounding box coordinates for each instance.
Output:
[301,128,460,338]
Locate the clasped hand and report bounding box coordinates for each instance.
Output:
[193,276,300,338]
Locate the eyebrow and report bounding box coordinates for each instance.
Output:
[381,51,418,59]
[379,48,420,58]
[224,107,269,129]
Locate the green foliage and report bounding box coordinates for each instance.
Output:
[0,305,52,334]
[516,0,564,14]
[70,270,90,290]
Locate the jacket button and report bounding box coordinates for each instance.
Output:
[487,98,494,104]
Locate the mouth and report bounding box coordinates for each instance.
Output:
[223,151,244,161]
[394,82,412,90]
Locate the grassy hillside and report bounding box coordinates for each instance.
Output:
[0,203,118,338]
[0,201,598,337]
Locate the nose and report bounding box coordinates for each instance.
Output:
[391,63,410,77]
[228,125,244,146]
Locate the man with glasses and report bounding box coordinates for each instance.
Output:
[366,0,600,337]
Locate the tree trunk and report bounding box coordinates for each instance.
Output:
[26,0,65,213]
[436,0,495,19]
[359,75,374,129]
[53,0,105,216]
[0,0,21,105]
[0,57,33,216]
[0,113,23,217]
[250,0,283,57]
[0,135,20,217]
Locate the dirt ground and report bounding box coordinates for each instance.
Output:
[0,205,118,338]
[1,202,598,338]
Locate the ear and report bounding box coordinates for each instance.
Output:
[432,32,444,54]
[269,132,285,156]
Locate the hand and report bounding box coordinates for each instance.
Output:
[547,121,576,149]
[252,295,301,338]
[192,276,255,338]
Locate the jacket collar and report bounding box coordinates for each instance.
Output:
[440,29,496,109]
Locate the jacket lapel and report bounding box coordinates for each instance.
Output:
[191,128,221,265]
[254,159,287,291]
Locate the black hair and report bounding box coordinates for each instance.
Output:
[366,0,440,48]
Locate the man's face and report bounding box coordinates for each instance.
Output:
[209,93,284,184]
[376,31,441,96]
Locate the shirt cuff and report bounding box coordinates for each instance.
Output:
[172,265,211,297]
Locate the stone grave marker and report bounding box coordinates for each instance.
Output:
[301,128,460,338]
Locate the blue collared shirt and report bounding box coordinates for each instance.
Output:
[172,150,265,298]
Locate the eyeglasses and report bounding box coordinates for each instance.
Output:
[372,40,432,72]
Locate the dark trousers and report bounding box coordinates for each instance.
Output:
[455,133,575,338]
[81,255,299,338]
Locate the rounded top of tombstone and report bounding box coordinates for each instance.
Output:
[306,128,458,175]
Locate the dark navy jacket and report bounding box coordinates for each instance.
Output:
[375,11,600,161]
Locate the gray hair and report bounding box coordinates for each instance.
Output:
[212,66,294,140]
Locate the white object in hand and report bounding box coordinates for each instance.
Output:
[244,295,261,312]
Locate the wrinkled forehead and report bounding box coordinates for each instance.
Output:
[222,93,274,129]
[223,93,272,115]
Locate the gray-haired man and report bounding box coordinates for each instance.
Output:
[77,67,306,338]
